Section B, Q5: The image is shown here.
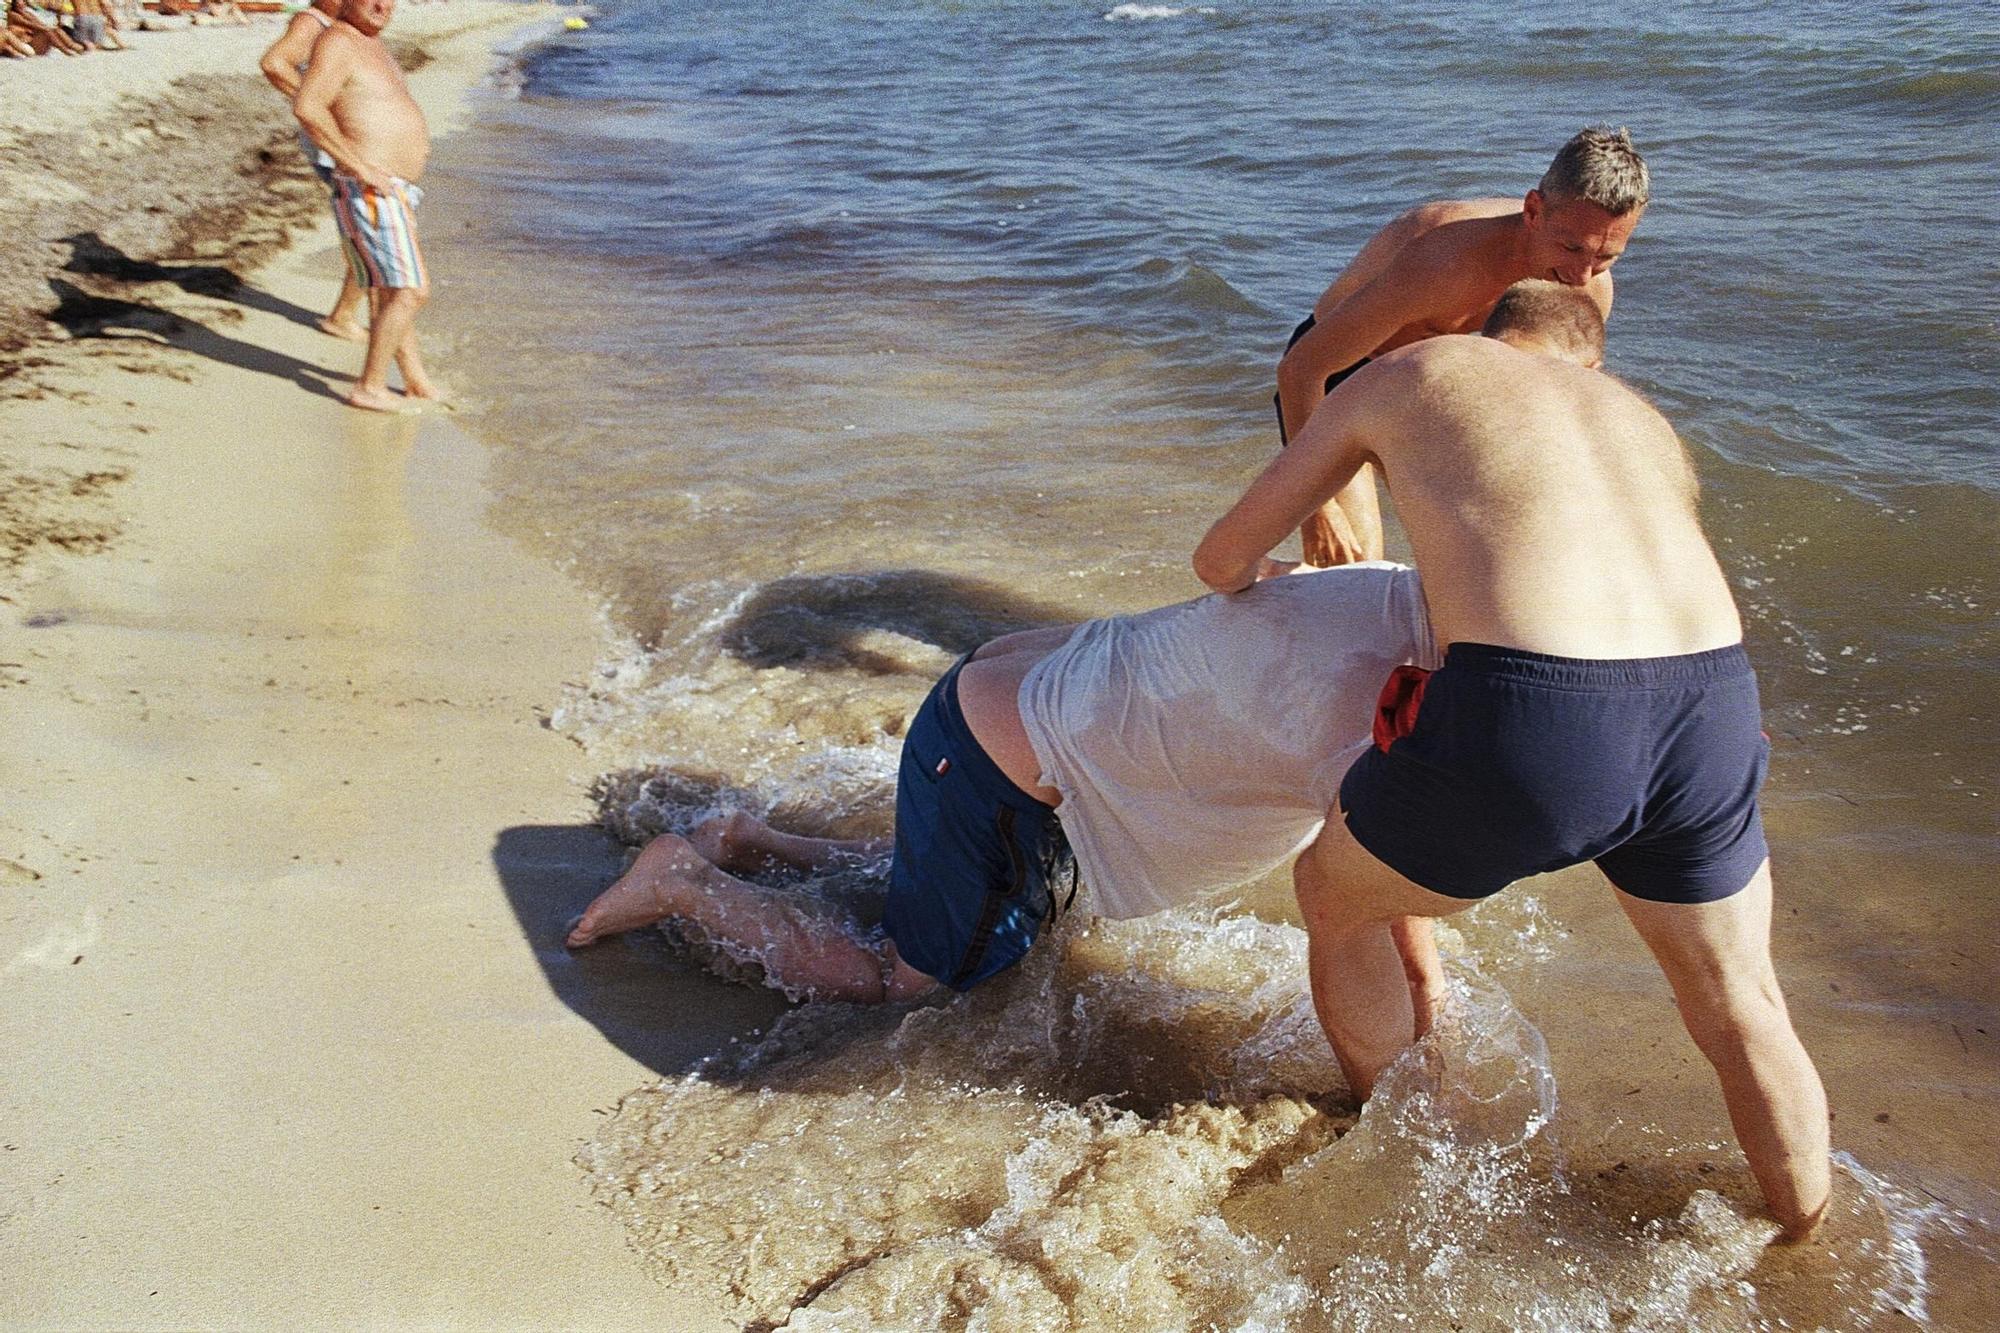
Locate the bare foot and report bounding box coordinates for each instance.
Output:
[317,316,368,343]
[344,385,419,414]
[565,834,710,948]
[689,810,769,873]
[401,376,452,406]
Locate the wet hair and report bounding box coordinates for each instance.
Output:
[1482,280,1606,362]
[1538,127,1649,215]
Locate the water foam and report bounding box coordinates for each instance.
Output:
[576,841,1971,1329]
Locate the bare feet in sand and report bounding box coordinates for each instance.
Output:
[317,316,368,343]
[344,385,420,414]
[565,834,709,948]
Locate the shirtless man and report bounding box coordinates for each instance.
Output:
[293,0,443,412]
[260,0,368,342]
[567,560,1444,1013]
[1276,128,1648,566]
[1196,280,1830,1240]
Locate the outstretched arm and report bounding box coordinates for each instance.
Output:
[1196,371,1378,593]
[1617,863,1831,1240]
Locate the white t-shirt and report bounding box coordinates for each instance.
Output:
[1017,562,1436,919]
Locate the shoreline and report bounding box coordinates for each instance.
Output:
[0,6,758,1325]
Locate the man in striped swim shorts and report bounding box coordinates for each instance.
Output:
[292,0,444,413]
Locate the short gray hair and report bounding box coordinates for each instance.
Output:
[1482,280,1606,362]
[1538,127,1649,214]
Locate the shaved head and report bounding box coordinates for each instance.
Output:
[1482,279,1607,365]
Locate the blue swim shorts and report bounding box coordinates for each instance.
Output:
[1339,642,1771,904]
[882,656,1075,990]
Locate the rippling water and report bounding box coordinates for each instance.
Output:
[419,1,1998,1325]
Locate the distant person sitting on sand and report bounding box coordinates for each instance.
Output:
[259,0,369,342]
[1273,128,1648,567]
[1195,280,1829,1240]
[293,0,446,412]
[6,0,87,54]
[568,560,1445,1018]
[68,0,124,49]
[173,0,248,25]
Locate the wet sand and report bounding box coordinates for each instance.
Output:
[0,7,761,1326]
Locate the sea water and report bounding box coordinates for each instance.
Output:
[419,2,1999,1325]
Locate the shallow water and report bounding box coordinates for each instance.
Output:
[419,0,1997,1324]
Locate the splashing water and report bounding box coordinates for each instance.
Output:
[575,807,1984,1330]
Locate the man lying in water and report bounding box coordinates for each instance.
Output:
[567,559,1444,1009]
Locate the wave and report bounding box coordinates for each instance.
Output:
[1103,4,1216,21]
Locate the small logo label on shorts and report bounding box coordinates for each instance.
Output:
[935,757,951,777]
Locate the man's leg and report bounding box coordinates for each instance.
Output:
[1616,862,1831,1240]
[688,809,887,878]
[347,286,426,412]
[318,272,367,342]
[1293,813,1471,1098]
[565,833,934,1003]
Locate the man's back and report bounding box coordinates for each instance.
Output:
[1358,335,1740,658]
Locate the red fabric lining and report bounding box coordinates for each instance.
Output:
[1373,664,1430,752]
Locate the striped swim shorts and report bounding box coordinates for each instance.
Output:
[330,175,428,290]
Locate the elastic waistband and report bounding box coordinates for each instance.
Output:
[1440,641,1754,690]
[932,656,1053,809]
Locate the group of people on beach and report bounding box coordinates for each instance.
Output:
[559,128,1835,1243]
[1,0,259,57]
[4,0,127,56]
[262,0,440,411]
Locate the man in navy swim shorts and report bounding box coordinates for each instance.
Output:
[1197,278,1831,1242]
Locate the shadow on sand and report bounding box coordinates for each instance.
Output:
[58,230,329,331]
[45,278,348,402]
[491,822,791,1079]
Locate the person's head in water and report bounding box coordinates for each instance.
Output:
[1522,127,1649,288]
[1482,279,1608,367]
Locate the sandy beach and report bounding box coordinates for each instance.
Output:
[0,7,761,1326]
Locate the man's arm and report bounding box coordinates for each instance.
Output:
[293,29,390,189]
[1616,865,1832,1241]
[260,10,324,99]
[1196,369,1378,593]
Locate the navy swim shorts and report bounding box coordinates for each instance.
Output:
[882,657,1075,990]
[1274,312,1371,445]
[1339,642,1771,904]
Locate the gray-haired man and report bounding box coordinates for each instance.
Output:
[1276,127,1650,565]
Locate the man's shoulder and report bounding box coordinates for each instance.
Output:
[1404,197,1518,231]
[1375,333,1491,373]
[309,20,368,56]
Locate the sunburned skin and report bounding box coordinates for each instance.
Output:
[1276,141,1646,567]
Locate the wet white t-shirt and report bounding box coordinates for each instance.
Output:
[1018,562,1436,919]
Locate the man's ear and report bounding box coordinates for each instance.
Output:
[1522,188,1544,228]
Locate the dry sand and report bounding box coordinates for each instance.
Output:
[1,7,765,1327]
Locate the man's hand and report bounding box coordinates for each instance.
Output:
[351,159,395,192]
[1301,504,1368,567]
